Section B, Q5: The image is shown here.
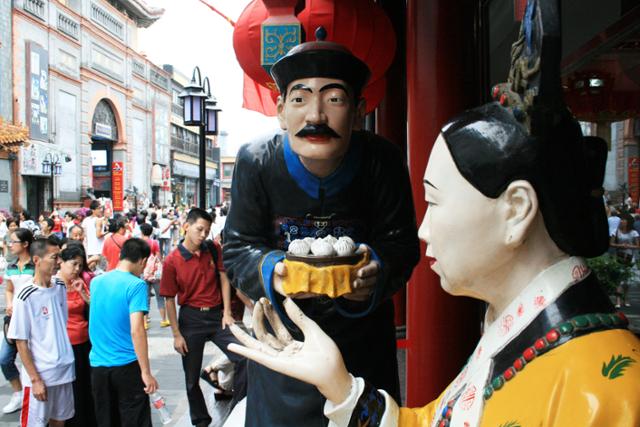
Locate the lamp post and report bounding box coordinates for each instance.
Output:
[41,153,71,212]
[178,66,221,208]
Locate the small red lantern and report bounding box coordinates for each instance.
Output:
[233,0,396,114]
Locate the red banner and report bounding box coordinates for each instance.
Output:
[514,0,527,21]
[112,161,124,212]
[628,157,640,205]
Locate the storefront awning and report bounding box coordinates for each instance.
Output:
[172,159,216,180]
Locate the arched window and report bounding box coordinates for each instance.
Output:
[91,100,118,141]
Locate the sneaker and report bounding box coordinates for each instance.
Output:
[2,391,22,414]
[160,320,171,328]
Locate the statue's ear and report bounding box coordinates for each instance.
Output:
[353,97,366,129]
[500,180,538,247]
[276,95,287,130]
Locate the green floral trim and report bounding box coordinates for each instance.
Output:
[602,354,636,380]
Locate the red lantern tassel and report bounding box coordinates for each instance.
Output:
[197,0,236,27]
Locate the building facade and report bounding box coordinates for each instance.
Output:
[219,130,234,204]
[164,64,220,208]
[10,0,171,215]
[0,0,19,210]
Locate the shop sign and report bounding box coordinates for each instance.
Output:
[94,123,113,139]
[172,159,216,180]
[20,140,66,176]
[0,180,8,193]
[26,42,49,142]
[162,166,171,191]
[112,161,124,211]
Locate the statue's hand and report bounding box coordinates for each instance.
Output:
[228,297,353,404]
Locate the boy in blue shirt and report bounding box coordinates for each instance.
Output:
[89,238,159,427]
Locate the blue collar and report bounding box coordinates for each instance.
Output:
[283,134,361,199]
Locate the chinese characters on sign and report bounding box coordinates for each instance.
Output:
[112,161,124,211]
[27,42,49,142]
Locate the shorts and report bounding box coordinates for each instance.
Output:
[21,382,74,427]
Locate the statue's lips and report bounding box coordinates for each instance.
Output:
[302,135,333,143]
[426,256,437,268]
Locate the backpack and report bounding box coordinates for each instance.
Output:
[204,239,221,285]
[143,243,163,283]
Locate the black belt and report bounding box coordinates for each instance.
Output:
[183,305,220,312]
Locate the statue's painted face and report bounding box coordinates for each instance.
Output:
[418,134,508,299]
[277,77,362,163]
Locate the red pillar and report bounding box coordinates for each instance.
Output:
[376,0,408,328]
[405,0,482,406]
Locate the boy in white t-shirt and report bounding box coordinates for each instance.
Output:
[8,238,75,427]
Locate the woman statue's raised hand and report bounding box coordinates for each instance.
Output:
[228,297,352,405]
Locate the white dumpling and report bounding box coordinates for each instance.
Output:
[303,237,315,246]
[337,236,355,247]
[288,239,310,256]
[323,234,338,246]
[311,239,335,256]
[334,239,356,256]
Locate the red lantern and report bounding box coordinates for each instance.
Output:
[234,0,396,114]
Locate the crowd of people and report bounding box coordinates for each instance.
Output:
[0,200,246,427]
[606,196,640,308]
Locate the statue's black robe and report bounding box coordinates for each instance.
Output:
[223,130,420,427]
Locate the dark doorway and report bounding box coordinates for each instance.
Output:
[90,100,119,199]
[91,140,113,199]
[25,176,49,216]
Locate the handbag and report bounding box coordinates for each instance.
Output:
[615,231,634,266]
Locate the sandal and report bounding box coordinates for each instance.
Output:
[200,368,221,389]
[199,368,234,400]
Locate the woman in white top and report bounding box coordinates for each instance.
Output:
[81,201,106,257]
[609,213,640,308]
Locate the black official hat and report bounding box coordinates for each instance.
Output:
[270,27,371,97]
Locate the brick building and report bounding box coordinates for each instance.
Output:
[8,0,171,214]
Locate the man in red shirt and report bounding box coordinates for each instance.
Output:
[160,208,246,427]
[102,217,128,271]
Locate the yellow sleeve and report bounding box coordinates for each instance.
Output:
[397,391,444,427]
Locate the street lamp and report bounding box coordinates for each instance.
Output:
[178,67,207,127]
[42,153,72,212]
[178,66,221,208]
[203,78,222,136]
